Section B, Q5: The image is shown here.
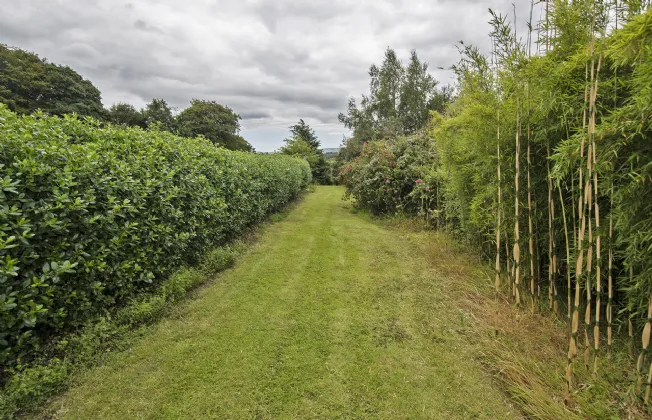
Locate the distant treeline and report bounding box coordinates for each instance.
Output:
[0,44,252,151]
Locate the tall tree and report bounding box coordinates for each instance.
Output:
[398,50,438,133]
[0,44,104,118]
[176,99,252,151]
[143,98,175,131]
[42,64,105,119]
[289,119,320,149]
[427,85,455,114]
[338,47,446,151]
[373,48,404,134]
[107,102,145,128]
[285,119,327,183]
[0,44,49,114]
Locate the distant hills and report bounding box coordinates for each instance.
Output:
[322,148,340,154]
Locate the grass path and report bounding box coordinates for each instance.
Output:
[49,186,517,419]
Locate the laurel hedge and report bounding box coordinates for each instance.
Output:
[0,106,311,367]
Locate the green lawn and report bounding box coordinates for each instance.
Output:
[48,186,517,419]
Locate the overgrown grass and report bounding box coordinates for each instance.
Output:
[409,230,648,419]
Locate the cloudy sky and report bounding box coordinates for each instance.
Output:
[1,0,541,151]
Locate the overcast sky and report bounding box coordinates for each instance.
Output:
[1,0,540,151]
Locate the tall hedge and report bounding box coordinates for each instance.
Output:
[0,106,311,367]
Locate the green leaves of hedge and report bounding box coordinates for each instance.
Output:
[0,105,311,367]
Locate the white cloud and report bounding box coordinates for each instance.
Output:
[0,0,541,151]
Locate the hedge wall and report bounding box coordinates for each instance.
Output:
[0,106,311,367]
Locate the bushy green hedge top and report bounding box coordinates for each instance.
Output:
[0,106,311,367]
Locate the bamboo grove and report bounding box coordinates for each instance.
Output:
[431,0,652,403]
[340,0,652,406]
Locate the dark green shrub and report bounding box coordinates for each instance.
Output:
[340,134,438,217]
[0,106,311,368]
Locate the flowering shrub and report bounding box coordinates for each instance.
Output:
[340,133,439,217]
[0,106,311,367]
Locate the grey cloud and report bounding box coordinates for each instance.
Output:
[0,0,541,151]
[240,110,272,120]
[133,19,164,34]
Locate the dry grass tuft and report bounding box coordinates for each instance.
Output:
[418,230,649,419]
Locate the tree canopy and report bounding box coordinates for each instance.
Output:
[0,44,254,152]
[0,44,104,119]
[176,99,252,151]
[338,48,450,143]
[280,119,330,184]
[143,98,175,131]
[107,102,145,127]
[280,137,320,168]
[289,119,320,149]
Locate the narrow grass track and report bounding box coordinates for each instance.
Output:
[48,186,517,419]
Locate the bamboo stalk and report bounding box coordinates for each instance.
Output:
[545,0,549,51]
[505,231,513,299]
[552,194,558,314]
[607,181,614,349]
[547,141,555,313]
[637,294,652,394]
[537,236,542,304]
[567,36,591,401]
[559,183,572,320]
[565,244,582,402]
[583,31,599,372]
[630,276,635,356]
[514,100,521,306]
[608,0,618,353]
[496,110,501,294]
[592,49,603,373]
[585,157,593,371]
[567,152,586,401]
[645,357,652,404]
[528,129,535,307]
[527,0,535,311]
[585,32,602,373]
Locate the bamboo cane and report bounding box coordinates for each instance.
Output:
[496,110,502,293]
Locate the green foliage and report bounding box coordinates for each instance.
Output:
[282,119,331,184]
[289,119,320,149]
[0,239,245,418]
[0,44,46,114]
[0,105,310,370]
[280,137,320,168]
[0,44,104,119]
[176,99,252,151]
[341,134,438,217]
[143,98,176,132]
[337,48,453,170]
[340,6,652,335]
[595,8,652,322]
[338,48,450,143]
[398,50,439,134]
[107,102,146,127]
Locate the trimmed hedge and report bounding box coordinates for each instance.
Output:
[0,106,311,367]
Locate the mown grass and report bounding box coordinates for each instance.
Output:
[0,192,311,419]
[44,186,516,419]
